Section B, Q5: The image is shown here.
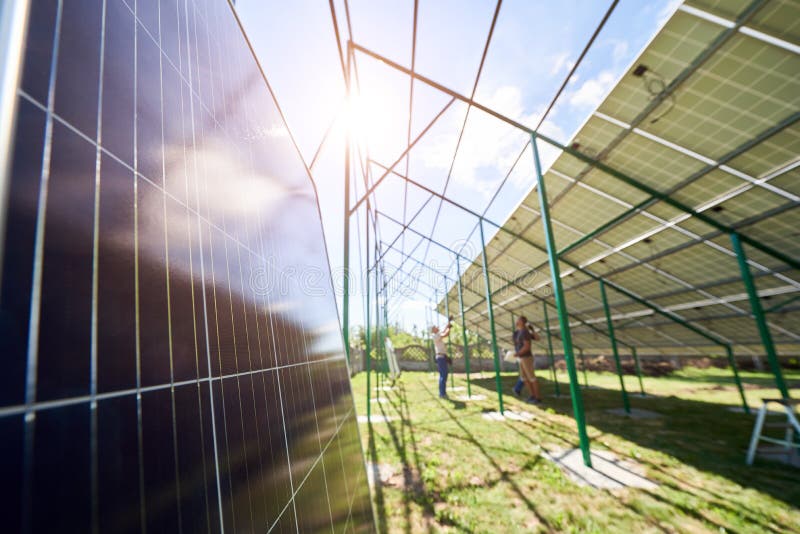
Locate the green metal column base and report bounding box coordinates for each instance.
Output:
[599,279,630,414]
[542,302,561,397]
[579,348,588,388]
[456,259,473,398]
[730,232,789,400]
[631,347,645,397]
[532,135,591,467]
[725,345,749,414]
[480,220,504,414]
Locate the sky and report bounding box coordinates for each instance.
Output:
[235,0,681,336]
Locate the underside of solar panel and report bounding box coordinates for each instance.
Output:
[442,0,799,361]
[0,1,374,532]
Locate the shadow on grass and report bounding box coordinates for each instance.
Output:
[417,380,554,530]
[365,378,556,532]
[369,382,438,534]
[470,374,800,516]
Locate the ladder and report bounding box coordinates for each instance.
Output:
[746,398,800,466]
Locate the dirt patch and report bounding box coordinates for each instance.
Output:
[468,475,485,486]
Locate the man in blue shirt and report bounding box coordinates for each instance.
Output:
[431,317,453,398]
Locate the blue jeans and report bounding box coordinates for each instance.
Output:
[436,357,448,397]
[513,378,524,394]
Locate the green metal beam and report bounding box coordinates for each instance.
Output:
[765,294,800,314]
[443,278,455,390]
[343,125,351,365]
[371,161,734,352]
[351,34,799,273]
[542,302,561,397]
[456,257,473,398]
[480,220,505,414]
[365,206,372,420]
[631,347,645,397]
[725,345,750,415]
[730,232,789,400]
[378,212,634,361]
[533,136,592,467]
[600,278,630,414]
[349,98,455,215]
[556,110,800,262]
[557,198,651,258]
[579,348,588,388]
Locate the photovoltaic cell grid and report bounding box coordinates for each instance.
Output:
[442,0,799,358]
[0,0,373,532]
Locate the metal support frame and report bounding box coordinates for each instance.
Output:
[600,279,631,414]
[349,38,795,415]
[350,39,799,273]
[371,156,735,364]
[375,249,382,394]
[343,131,351,365]
[579,348,588,388]
[377,185,751,415]
[541,302,561,397]
[456,257,473,397]
[532,136,592,466]
[340,0,787,452]
[443,276,455,390]
[731,232,790,400]
[631,347,645,397]
[479,220,505,414]
[365,205,372,419]
[725,345,750,414]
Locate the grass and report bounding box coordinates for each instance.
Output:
[351,368,800,533]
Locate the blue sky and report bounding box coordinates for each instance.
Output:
[235,0,681,335]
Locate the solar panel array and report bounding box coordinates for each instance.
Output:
[0,0,373,532]
[443,0,799,359]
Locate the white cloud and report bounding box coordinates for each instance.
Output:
[549,51,573,77]
[418,85,566,198]
[612,40,629,63]
[568,70,615,109]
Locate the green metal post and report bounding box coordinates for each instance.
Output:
[434,288,439,385]
[375,258,382,394]
[384,287,390,382]
[580,348,588,388]
[365,212,371,420]
[443,280,455,390]
[479,220,505,414]
[425,303,434,373]
[725,345,750,414]
[456,258,472,397]
[542,302,561,397]
[631,347,645,397]
[599,278,630,414]
[730,232,789,399]
[532,135,591,467]
[343,144,351,366]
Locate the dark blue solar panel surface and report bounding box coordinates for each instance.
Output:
[0,1,374,532]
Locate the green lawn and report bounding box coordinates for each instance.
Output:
[351,368,800,533]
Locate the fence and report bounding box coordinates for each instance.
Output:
[347,346,800,377]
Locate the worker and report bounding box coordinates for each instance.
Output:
[513,316,541,404]
[431,316,453,398]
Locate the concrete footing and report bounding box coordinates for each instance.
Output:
[542,448,658,490]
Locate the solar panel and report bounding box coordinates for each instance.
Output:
[453,0,800,358]
[0,0,373,532]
